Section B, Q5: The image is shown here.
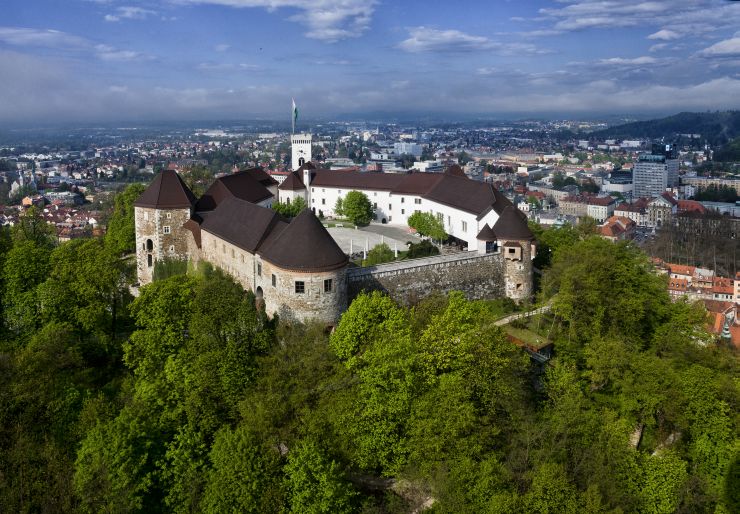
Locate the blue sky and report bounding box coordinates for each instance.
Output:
[1,0,739,123]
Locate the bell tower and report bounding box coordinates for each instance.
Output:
[291,133,312,171]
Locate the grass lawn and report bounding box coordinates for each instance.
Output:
[504,325,551,350]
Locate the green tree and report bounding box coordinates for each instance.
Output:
[12,205,56,248]
[341,191,373,226]
[334,197,344,217]
[38,238,131,335]
[284,440,356,513]
[408,211,447,241]
[363,242,395,266]
[272,196,307,218]
[106,183,146,255]
[3,240,50,334]
[202,425,283,513]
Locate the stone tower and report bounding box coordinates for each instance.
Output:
[492,206,536,302]
[291,133,312,171]
[133,170,197,285]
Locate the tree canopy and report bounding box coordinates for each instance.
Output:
[0,208,737,513]
[408,211,447,241]
[341,191,373,226]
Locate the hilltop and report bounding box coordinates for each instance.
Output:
[591,111,740,147]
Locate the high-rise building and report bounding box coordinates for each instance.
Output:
[633,144,678,198]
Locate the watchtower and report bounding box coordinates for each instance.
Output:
[133,170,197,285]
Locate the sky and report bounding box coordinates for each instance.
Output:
[1,0,740,123]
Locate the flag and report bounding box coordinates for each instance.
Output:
[291,98,298,132]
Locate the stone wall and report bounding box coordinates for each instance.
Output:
[502,240,535,301]
[134,206,192,285]
[194,228,347,324]
[347,252,508,305]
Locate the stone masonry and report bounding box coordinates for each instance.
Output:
[347,252,507,305]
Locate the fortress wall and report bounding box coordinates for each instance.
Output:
[347,252,508,305]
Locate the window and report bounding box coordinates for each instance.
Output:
[373,202,377,209]
[271,274,276,287]
[166,212,172,219]
[169,245,175,253]
[324,279,333,293]
[147,254,152,267]
[414,198,421,204]
[322,199,326,205]
[388,204,392,210]
[312,188,315,192]
[295,281,305,294]
[163,226,171,234]
[257,263,262,276]
[322,188,325,192]
[222,244,226,254]
[462,221,467,232]
[143,212,149,221]
[447,215,451,227]
[401,197,405,203]
[401,209,405,215]
[374,192,377,196]
[231,248,235,258]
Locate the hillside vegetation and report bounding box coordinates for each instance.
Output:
[0,189,737,513]
[591,111,740,147]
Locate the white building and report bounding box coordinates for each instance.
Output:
[278,161,533,253]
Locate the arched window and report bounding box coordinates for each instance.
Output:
[146,239,153,251]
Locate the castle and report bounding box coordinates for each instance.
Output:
[134,133,535,323]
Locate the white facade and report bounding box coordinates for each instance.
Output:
[291,133,312,171]
[302,184,498,251]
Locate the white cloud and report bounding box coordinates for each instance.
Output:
[0,27,87,48]
[95,44,150,61]
[398,27,547,55]
[648,29,680,41]
[597,56,658,66]
[105,6,158,22]
[197,61,260,71]
[177,0,377,41]
[649,43,668,52]
[537,1,740,37]
[699,37,740,57]
[214,43,230,52]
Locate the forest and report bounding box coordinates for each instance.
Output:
[0,185,737,513]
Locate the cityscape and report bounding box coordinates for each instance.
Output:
[0,1,738,513]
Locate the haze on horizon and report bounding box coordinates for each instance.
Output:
[1,0,740,124]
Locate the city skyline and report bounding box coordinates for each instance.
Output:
[1,0,740,123]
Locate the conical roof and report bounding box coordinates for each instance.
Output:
[476,223,497,241]
[492,205,535,241]
[278,171,306,191]
[134,170,197,209]
[259,209,347,272]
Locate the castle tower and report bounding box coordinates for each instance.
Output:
[493,206,536,302]
[291,133,312,171]
[133,170,197,285]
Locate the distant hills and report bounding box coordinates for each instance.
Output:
[590,111,740,147]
